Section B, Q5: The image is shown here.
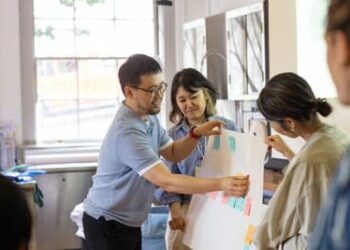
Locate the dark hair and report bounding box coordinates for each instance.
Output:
[0,175,32,250]
[327,0,350,43]
[257,72,332,124]
[118,54,162,93]
[169,68,218,124]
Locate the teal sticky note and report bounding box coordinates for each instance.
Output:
[243,243,251,250]
[212,135,220,150]
[228,197,237,207]
[228,136,236,153]
[235,197,245,211]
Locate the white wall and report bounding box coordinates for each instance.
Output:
[297,0,336,98]
[0,0,23,142]
[268,0,297,76]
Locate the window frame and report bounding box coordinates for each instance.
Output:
[19,0,159,145]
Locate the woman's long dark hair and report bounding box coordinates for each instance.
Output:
[257,72,332,125]
[170,68,218,124]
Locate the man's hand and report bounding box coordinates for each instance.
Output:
[220,175,250,197]
[193,120,224,137]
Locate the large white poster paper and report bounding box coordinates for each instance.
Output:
[183,129,267,250]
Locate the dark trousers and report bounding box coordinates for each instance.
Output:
[83,212,141,250]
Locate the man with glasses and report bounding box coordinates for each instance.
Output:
[82,54,249,250]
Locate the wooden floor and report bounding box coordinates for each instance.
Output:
[264,169,284,192]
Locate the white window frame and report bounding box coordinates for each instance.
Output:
[19,0,160,145]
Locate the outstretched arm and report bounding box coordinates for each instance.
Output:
[143,163,249,196]
[160,120,223,163]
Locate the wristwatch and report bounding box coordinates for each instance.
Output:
[189,126,201,140]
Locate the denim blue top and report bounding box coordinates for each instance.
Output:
[154,115,238,205]
[310,145,350,250]
[84,102,172,227]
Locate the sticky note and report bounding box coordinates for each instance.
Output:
[212,135,220,150]
[228,197,237,207]
[235,197,245,211]
[228,136,236,153]
[243,244,251,250]
[243,197,252,216]
[222,194,229,204]
[208,191,218,200]
[244,224,255,244]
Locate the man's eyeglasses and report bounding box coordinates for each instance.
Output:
[132,82,168,97]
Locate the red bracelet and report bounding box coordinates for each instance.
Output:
[189,126,201,140]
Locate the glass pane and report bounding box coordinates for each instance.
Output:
[183,26,206,75]
[35,20,75,57]
[36,59,78,100]
[227,16,246,97]
[115,20,155,56]
[183,29,196,69]
[75,20,116,57]
[37,100,78,141]
[78,59,118,99]
[34,0,74,19]
[246,12,264,94]
[115,0,153,19]
[195,26,207,75]
[79,99,119,139]
[75,0,114,19]
[116,59,126,101]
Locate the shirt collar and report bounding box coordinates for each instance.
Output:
[120,101,154,130]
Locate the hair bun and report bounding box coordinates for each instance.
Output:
[315,98,332,117]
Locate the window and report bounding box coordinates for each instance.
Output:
[22,0,157,143]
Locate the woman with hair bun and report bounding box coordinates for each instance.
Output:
[252,72,349,249]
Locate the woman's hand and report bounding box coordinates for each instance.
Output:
[264,135,295,160]
[168,202,186,232]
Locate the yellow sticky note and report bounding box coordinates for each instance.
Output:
[244,224,255,244]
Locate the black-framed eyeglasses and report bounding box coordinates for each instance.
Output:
[132,82,168,97]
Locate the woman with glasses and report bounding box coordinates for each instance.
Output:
[252,72,349,249]
[154,68,239,250]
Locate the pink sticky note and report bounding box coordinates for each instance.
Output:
[222,194,229,204]
[243,197,252,216]
[209,191,218,200]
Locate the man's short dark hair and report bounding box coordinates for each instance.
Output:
[118,54,162,92]
[0,175,32,250]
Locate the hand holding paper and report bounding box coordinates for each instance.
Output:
[168,216,186,232]
[193,120,224,137]
[264,134,295,160]
[169,202,186,232]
